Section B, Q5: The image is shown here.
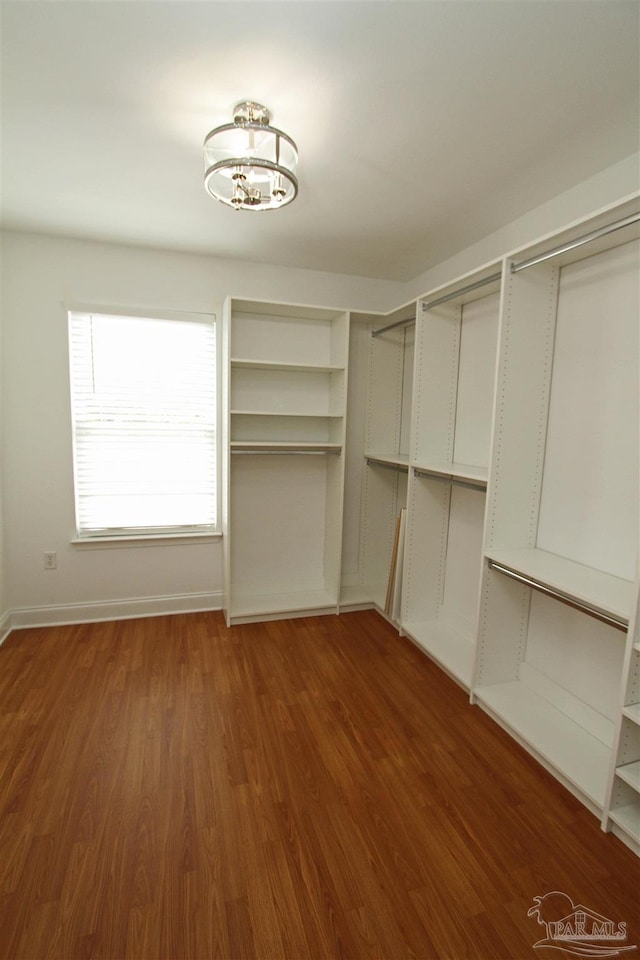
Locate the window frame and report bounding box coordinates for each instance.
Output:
[66,304,220,542]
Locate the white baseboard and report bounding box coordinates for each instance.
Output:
[4,592,223,635]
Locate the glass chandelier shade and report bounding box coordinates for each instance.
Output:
[203,101,298,211]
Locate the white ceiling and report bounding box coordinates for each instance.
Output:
[1,1,638,282]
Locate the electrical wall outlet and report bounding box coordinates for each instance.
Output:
[43,552,57,569]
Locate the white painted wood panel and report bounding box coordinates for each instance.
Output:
[441,484,486,630]
[361,463,408,609]
[230,454,328,592]
[399,326,414,457]
[231,309,343,366]
[453,292,500,468]
[231,367,339,416]
[342,319,371,583]
[524,590,626,728]
[475,680,611,808]
[536,239,640,581]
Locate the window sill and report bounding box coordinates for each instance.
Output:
[71,531,222,549]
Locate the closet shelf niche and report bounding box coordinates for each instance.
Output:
[349,304,416,617]
[472,197,640,835]
[223,298,349,625]
[603,587,640,850]
[401,263,502,689]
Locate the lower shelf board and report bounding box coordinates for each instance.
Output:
[402,618,474,689]
[474,680,611,808]
[339,584,375,609]
[623,702,640,723]
[360,581,388,613]
[229,587,338,622]
[608,801,640,842]
[617,760,640,791]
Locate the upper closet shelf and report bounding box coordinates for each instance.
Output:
[231,358,344,373]
[412,461,488,487]
[365,452,410,469]
[486,547,634,625]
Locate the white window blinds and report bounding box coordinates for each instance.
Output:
[68,310,216,536]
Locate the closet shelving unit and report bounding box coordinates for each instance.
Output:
[471,199,640,826]
[223,299,349,625]
[401,264,502,688]
[348,305,415,618]
[603,588,640,850]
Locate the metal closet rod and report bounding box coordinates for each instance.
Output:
[421,272,502,312]
[372,211,639,338]
[487,560,628,631]
[231,448,339,456]
[510,212,640,274]
[371,271,501,338]
[371,312,417,339]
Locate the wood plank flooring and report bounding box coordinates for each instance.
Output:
[0,609,638,959]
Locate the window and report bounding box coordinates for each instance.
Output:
[68,309,216,537]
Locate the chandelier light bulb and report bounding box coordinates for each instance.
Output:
[203,101,298,211]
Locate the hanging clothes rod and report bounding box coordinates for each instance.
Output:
[371,313,416,339]
[371,269,503,338]
[487,560,628,631]
[421,271,502,313]
[366,457,409,473]
[510,212,640,274]
[231,448,339,456]
[372,212,638,336]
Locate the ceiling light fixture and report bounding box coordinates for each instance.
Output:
[203,101,298,211]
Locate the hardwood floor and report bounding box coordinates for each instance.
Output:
[0,609,638,959]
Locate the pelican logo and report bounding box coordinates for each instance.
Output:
[528,891,636,957]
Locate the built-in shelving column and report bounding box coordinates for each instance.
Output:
[401,266,502,688]
[223,299,349,625]
[603,586,640,853]
[343,306,415,616]
[473,200,640,821]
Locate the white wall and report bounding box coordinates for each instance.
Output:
[2,153,637,628]
[0,232,401,625]
[405,154,640,299]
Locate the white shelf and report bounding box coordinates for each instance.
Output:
[475,680,612,807]
[403,618,475,688]
[339,584,374,608]
[616,760,640,793]
[230,587,337,621]
[225,300,349,628]
[623,702,640,724]
[608,802,640,842]
[485,546,633,624]
[365,451,410,468]
[231,357,344,374]
[231,441,342,453]
[229,301,348,369]
[412,461,488,486]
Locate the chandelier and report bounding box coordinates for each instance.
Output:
[203,101,298,211]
